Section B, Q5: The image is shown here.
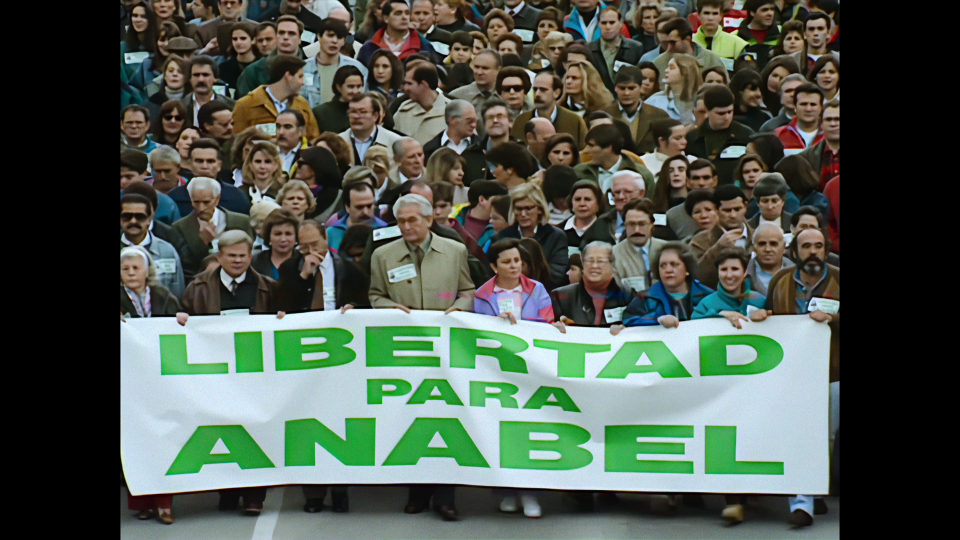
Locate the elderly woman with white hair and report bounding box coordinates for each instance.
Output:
[248,200,281,252]
[276,180,317,221]
[121,245,181,523]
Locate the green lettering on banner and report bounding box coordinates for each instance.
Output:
[699,335,784,376]
[449,328,529,373]
[705,426,784,475]
[166,425,274,475]
[408,379,464,406]
[383,418,489,467]
[469,381,520,408]
[285,418,376,466]
[159,334,228,375]
[605,425,694,473]
[522,386,581,412]
[500,422,593,470]
[596,342,692,379]
[274,329,356,371]
[366,327,441,367]
[367,379,413,404]
[234,332,263,373]
[533,340,611,378]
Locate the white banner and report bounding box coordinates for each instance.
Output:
[120,311,830,496]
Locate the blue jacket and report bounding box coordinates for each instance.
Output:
[565,2,628,42]
[622,279,714,326]
[797,191,831,223]
[691,281,766,319]
[327,214,388,252]
[168,180,251,218]
[474,274,555,323]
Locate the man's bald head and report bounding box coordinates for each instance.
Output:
[328,6,351,25]
[754,223,786,270]
[410,183,433,204]
[525,117,556,145]
[754,223,784,243]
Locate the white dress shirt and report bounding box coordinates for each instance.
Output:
[220,267,247,290]
[319,251,337,311]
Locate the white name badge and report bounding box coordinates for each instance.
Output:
[723,17,745,28]
[124,51,149,64]
[622,276,646,294]
[783,148,804,157]
[515,29,535,43]
[388,264,418,283]
[156,258,177,274]
[746,305,761,316]
[220,308,250,316]
[373,225,402,242]
[301,30,317,43]
[654,213,667,226]
[808,297,839,315]
[721,57,735,72]
[256,123,277,136]
[304,72,315,87]
[540,58,550,68]
[432,41,450,55]
[209,238,219,253]
[613,60,631,73]
[720,145,747,159]
[323,286,336,303]
[568,246,581,257]
[782,232,794,245]
[497,298,515,315]
[604,306,625,323]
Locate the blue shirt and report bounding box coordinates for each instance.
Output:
[792,267,828,313]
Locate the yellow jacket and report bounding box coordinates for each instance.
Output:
[231,86,320,142]
[692,27,748,61]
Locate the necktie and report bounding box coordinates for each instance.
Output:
[509,10,518,17]
[230,279,238,294]
[415,247,425,268]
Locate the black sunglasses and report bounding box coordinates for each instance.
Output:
[501,85,525,93]
[121,212,149,222]
[164,114,183,121]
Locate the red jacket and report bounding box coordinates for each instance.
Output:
[775,117,825,150]
[823,175,839,253]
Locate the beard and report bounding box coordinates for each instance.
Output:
[801,255,824,275]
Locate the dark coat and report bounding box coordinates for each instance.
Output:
[684,120,756,185]
[276,250,371,312]
[251,249,301,281]
[747,211,792,233]
[152,219,197,282]
[550,280,633,327]
[494,223,569,288]
[423,132,490,186]
[259,5,323,34]
[589,37,647,93]
[172,208,255,277]
[120,284,181,317]
[601,102,670,154]
[577,208,619,251]
[311,99,350,137]
[168,180,251,219]
[180,267,276,315]
[425,26,453,45]
[509,4,543,31]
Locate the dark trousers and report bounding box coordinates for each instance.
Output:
[128,493,173,510]
[408,484,455,507]
[219,488,267,506]
[302,484,348,500]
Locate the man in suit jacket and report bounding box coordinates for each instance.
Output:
[339,94,403,165]
[511,72,588,149]
[589,9,646,93]
[601,67,670,154]
[502,0,542,33]
[180,57,237,128]
[688,185,754,289]
[192,1,255,51]
[611,198,665,295]
[364,193,473,522]
[172,177,255,277]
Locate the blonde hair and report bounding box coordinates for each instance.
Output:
[249,200,281,235]
[669,53,703,102]
[562,61,614,112]
[425,148,466,187]
[241,140,284,187]
[276,179,317,216]
[544,31,573,49]
[363,146,391,176]
[508,183,550,226]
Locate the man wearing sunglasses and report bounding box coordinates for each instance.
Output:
[121,193,186,297]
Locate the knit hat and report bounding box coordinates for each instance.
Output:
[121,148,149,174]
[753,172,789,199]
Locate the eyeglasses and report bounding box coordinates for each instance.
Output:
[348,109,373,116]
[164,114,183,121]
[501,85,525,93]
[583,258,610,266]
[121,212,149,222]
[514,205,538,214]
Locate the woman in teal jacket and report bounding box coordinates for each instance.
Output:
[693,246,766,328]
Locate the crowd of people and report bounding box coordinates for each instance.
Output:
[120,0,840,530]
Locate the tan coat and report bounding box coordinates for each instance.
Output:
[392,92,451,146]
[180,268,277,315]
[510,105,589,149]
[689,225,755,289]
[368,232,475,311]
[612,237,667,294]
[232,86,321,142]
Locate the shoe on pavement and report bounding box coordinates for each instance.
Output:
[721,504,744,524]
[499,496,519,513]
[650,495,678,516]
[814,498,828,515]
[303,498,324,513]
[521,495,541,519]
[790,509,814,527]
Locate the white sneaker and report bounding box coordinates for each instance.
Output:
[520,494,541,518]
[499,496,519,513]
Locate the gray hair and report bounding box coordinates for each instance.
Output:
[393,193,433,219]
[392,137,418,164]
[444,99,474,124]
[149,145,181,167]
[249,200,281,232]
[120,246,159,287]
[186,176,221,199]
[779,73,807,93]
[217,230,254,251]
[480,95,510,121]
[753,223,785,245]
[582,241,615,265]
[610,170,646,194]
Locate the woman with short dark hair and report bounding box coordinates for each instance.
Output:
[251,209,302,280]
[312,65,366,135]
[563,180,608,249]
[622,242,714,328]
[219,22,261,93]
[730,69,772,131]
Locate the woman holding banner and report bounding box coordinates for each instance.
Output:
[120,246,180,524]
[621,242,713,329]
[691,247,767,329]
[474,238,557,518]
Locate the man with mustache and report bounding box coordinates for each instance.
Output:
[752,226,839,528]
[182,56,236,128]
[611,197,665,295]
